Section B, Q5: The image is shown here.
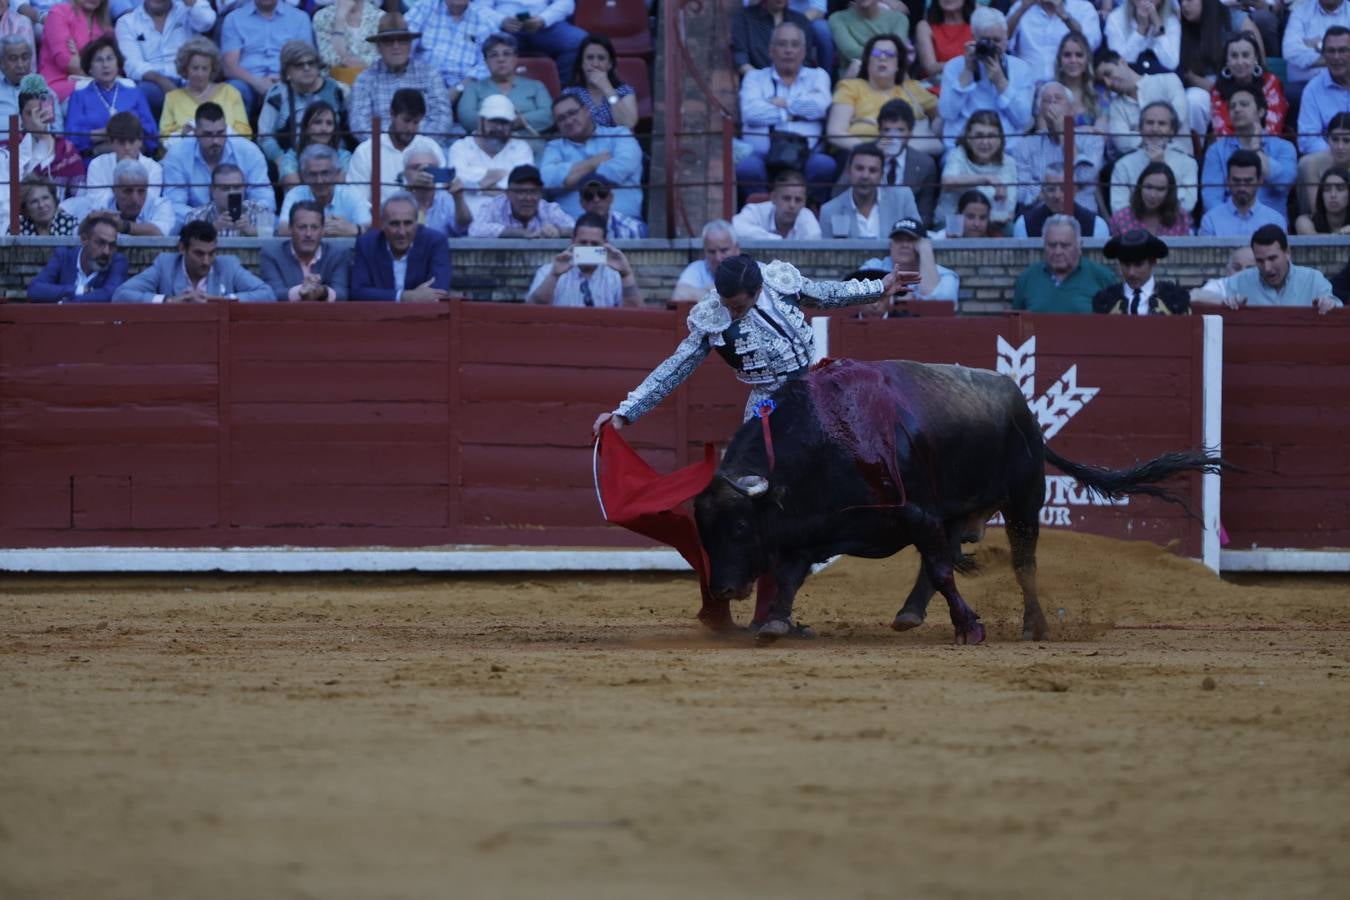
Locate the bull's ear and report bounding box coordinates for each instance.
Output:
[731,474,769,497]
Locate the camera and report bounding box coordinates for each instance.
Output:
[974,38,1000,59]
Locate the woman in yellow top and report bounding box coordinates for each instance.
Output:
[159,37,252,146]
[826,34,940,155]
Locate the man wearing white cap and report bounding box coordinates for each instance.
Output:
[447,94,536,218]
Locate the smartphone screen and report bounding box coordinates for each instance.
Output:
[227,192,243,220]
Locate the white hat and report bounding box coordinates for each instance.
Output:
[479,94,517,121]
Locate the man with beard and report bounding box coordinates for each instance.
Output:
[28,212,128,303]
[1198,149,1286,236]
[347,88,447,207]
[260,201,353,302]
[447,94,535,218]
[113,219,273,303]
[161,102,272,227]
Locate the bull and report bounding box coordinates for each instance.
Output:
[693,358,1224,644]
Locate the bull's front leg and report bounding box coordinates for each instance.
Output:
[897,507,985,645]
[753,555,814,643]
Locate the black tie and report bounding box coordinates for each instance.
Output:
[887,157,898,185]
[580,276,594,307]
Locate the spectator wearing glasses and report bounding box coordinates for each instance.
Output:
[1295,28,1350,195]
[1282,0,1350,88]
[258,41,350,172]
[161,102,273,226]
[447,94,534,218]
[828,0,910,80]
[527,213,642,308]
[579,179,647,239]
[219,0,315,116]
[456,33,554,139]
[405,0,495,107]
[482,0,590,86]
[402,147,472,237]
[467,163,574,238]
[277,143,370,237]
[184,163,270,237]
[827,33,938,155]
[113,0,216,121]
[348,12,454,142]
[1200,85,1296,216]
[937,111,1016,233]
[1198,148,1285,237]
[541,93,644,220]
[65,35,159,159]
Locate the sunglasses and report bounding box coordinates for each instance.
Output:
[294,59,320,69]
[870,48,898,59]
[582,186,611,201]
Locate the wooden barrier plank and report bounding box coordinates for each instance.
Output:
[130,485,219,528]
[229,361,449,403]
[0,443,218,483]
[458,321,680,367]
[0,483,71,527]
[461,485,607,528]
[461,363,637,403]
[229,485,449,527]
[0,322,218,365]
[229,441,449,484]
[0,404,219,444]
[460,443,676,490]
[230,321,450,362]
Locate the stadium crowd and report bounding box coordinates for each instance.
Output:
[2,0,1347,309]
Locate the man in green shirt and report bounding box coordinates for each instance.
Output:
[1012,215,1116,313]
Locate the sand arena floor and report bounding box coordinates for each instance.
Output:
[2,530,1348,900]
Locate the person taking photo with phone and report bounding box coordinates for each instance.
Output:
[525,213,641,307]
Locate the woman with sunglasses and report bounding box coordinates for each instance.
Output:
[826,33,936,153]
[259,40,350,169]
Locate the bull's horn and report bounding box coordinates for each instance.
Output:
[730,475,769,497]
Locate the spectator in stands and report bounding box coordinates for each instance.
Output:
[1282,0,1350,90]
[1054,32,1102,128]
[1092,228,1191,315]
[1332,261,1350,304]
[732,0,818,76]
[829,0,908,80]
[937,111,1015,234]
[1190,244,1254,307]
[562,34,638,130]
[66,36,158,158]
[348,87,447,206]
[527,212,642,307]
[220,0,315,116]
[579,178,647,239]
[350,192,453,302]
[1109,101,1198,216]
[114,0,215,121]
[1210,32,1287,137]
[162,103,273,225]
[672,219,739,302]
[541,93,644,219]
[0,35,44,124]
[38,0,110,101]
[1109,160,1190,237]
[28,211,127,303]
[18,175,79,234]
[277,101,351,190]
[314,0,382,75]
[456,33,554,139]
[820,142,920,238]
[482,0,589,85]
[1176,0,1235,137]
[1211,225,1344,313]
[277,144,369,237]
[160,38,251,141]
[915,0,973,81]
[1014,163,1110,238]
[61,158,174,235]
[1012,80,1104,213]
[942,189,995,238]
[1012,215,1115,312]
[0,0,33,58]
[1104,0,1179,74]
[406,0,495,107]
[782,0,835,77]
[1296,29,1350,191]
[937,8,1034,150]
[348,12,453,142]
[732,168,821,240]
[738,22,835,197]
[82,112,162,207]
[258,41,350,174]
[1006,0,1101,82]
[1097,49,1189,158]
[1295,167,1350,235]
[10,81,84,194]
[829,33,938,154]
[884,216,959,302]
[185,163,270,236]
[448,94,534,218]
[1201,85,1295,215]
[1199,149,1285,236]
[467,163,574,237]
[1297,113,1350,214]
[260,201,353,302]
[402,147,471,237]
[113,220,274,303]
[875,99,937,226]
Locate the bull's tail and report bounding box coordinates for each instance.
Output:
[1043,447,1227,511]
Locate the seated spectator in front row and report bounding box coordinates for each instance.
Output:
[580,179,648,239]
[28,212,128,303]
[732,169,821,241]
[1189,245,1255,307]
[468,164,575,238]
[402,148,472,237]
[162,102,273,226]
[1295,168,1350,236]
[186,164,271,236]
[82,112,163,208]
[347,88,447,207]
[61,160,175,236]
[1194,225,1344,315]
[259,201,352,302]
[278,145,371,237]
[448,95,535,219]
[113,220,273,303]
[885,216,959,302]
[1200,86,1296,217]
[1198,149,1286,237]
[1092,229,1191,316]
[1109,101,1197,217]
[350,192,452,303]
[875,99,937,226]
[541,93,644,220]
[526,213,642,308]
[1014,164,1110,239]
[672,219,740,303]
[819,142,920,239]
[1012,215,1115,313]
[1109,161,1190,237]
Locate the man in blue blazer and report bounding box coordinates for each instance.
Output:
[112,220,274,303]
[28,212,129,303]
[350,192,452,302]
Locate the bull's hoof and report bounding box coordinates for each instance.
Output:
[1022,614,1050,641]
[750,619,816,645]
[954,621,986,646]
[698,611,738,633]
[891,610,925,631]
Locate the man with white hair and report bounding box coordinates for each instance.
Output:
[937,7,1034,149]
[60,159,175,236]
[277,144,371,237]
[671,220,740,302]
[1011,81,1103,211]
[1005,0,1100,81]
[402,147,472,237]
[1012,214,1115,313]
[350,192,453,302]
[447,94,534,218]
[1012,164,1110,238]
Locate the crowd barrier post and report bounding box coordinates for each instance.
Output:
[8,114,18,236]
[1062,115,1076,213]
[370,114,382,231]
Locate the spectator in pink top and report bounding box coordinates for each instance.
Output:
[38,0,110,101]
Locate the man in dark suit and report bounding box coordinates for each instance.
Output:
[259,201,353,302]
[1092,229,1191,316]
[878,100,938,228]
[28,212,128,303]
[350,192,452,302]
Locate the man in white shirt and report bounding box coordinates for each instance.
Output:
[1109,101,1199,215]
[672,219,740,302]
[61,159,176,237]
[446,94,534,218]
[1282,0,1350,86]
[1097,50,1190,157]
[526,213,643,307]
[732,169,821,240]
[114,0,216,119]
[1006,0,1101,81]
[347,87,446,205]
[81,111,164,208]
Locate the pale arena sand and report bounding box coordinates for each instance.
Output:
[2,530,1348,899]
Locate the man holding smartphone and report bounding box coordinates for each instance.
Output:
[184,164,271,237]
[525,213,642,307]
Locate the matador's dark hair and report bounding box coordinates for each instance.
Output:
[714,254,762,299]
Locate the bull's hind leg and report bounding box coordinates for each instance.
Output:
[1004,498,1049,641]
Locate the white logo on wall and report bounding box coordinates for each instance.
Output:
[992,336,1125,527]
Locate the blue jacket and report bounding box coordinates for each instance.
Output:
[112,252,274,302]
[28,245,130,303]
[350,226,452,301]
[65,80,159,156]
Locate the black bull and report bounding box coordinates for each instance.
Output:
[692,359,1224,643]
